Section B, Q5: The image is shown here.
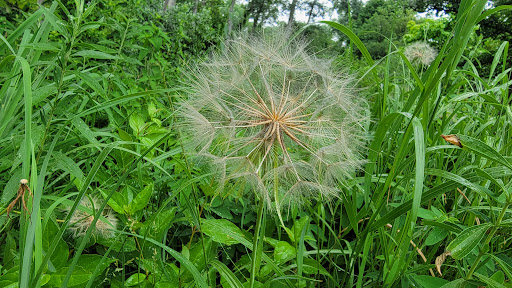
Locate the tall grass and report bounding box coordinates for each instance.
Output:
[0,0,511,287]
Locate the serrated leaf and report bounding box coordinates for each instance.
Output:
[447,223,491,259]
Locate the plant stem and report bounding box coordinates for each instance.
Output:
[465,202,510,279]
[250,199,265,288]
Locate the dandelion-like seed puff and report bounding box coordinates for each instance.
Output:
[67,197,118,238]
[404,41,437,66]
[179,30,367,213]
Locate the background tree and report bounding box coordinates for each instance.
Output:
[301,0,328,24]
[243,0,283,29]
[287,0,299,30]
[335,0,415,59]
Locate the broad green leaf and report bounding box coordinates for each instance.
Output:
[97,236,137,252]
[51,266,90,287]
[274,241,296,265]
[125,273,146,286]
[130,184,153,213]
[409,275,449,288]
[290,216,309,244]
[301,258,330,276]
[201,218,245,245]
[99,188,127,215]
[439,278,466,288]
[42,220,69,271]
[447,223,491,259]
[75,254,115,274]
[425,227,449,246]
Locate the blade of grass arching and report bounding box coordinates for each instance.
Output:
[489,42,509,79]
[446,0,487,79]
[457,134,512,171]
[395,51,424,91]
[72,89,176,119]
[409,117,425,228]
[385,117,426,284]
[363,113,404,201]
[371,170,484,230]
[209,260,244,288]
[321,21,374,68]
[18,56,32,179]
[476,5,512,23]
[381,38,392,118]
[0,9,44,52]
[0,34,16,55]
[296,220,308,286]
[321,21,380,81]
[356,231,373,288]
[18,54,34,288]
[406,1,486,116]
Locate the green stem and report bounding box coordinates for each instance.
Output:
[250,199,265,288]
[465,202,510,279]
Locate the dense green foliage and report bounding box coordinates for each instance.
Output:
[1,0,512,287]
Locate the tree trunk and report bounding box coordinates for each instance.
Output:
[252,0,264,29]
[287,0,298,31]
[306,0,317,24]
[163,0,176,13]
[227,0,237,38]
[193,0,200,14]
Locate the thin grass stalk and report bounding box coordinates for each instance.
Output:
[466,201,510,279]
[249,199,265,288]
[18,52,34,288]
